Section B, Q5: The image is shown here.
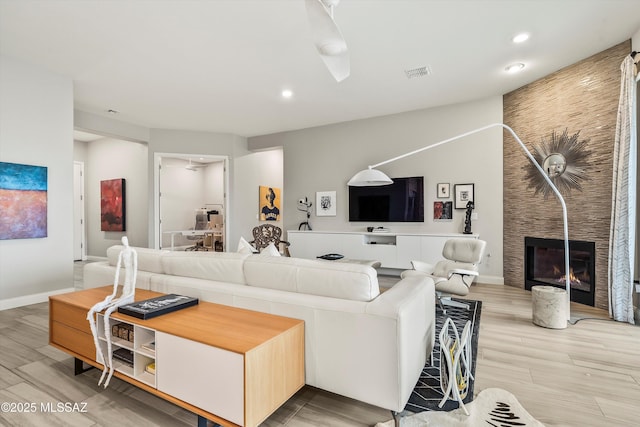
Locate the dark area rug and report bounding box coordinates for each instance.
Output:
[405,298,482,413]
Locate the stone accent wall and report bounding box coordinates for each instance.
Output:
[503,40,631,310]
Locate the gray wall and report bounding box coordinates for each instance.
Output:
[231,148,284,247]
[85,138,149,255]
[0,55,74,307]
[249,96,504,281]
[74,137,148,257]
[70,118,284,256]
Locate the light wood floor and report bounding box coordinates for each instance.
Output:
[0,269,638,426]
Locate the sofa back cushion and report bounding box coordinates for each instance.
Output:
[243,256,380,302]
[162,251,249,285]
[107,245,167,274]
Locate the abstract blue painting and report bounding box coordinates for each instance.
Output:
[0,161,48,239]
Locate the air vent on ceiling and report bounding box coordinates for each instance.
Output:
[404,65,432,79]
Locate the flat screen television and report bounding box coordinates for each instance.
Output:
[349,176,424,222]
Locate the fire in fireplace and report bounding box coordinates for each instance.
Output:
[525,237,595,306]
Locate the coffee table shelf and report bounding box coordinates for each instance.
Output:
[50,287,305,427]
[96,314,157,387]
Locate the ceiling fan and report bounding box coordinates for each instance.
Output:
[305,0,350,82]
[164,158,207,172]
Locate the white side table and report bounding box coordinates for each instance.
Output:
[532,285,567,329]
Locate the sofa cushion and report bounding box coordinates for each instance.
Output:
[162,251,249,284]
[236,236,258,254]
[107,245,167,274]
[260,242,281,257]
[243,256,380,302]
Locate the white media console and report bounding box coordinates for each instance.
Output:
[287,230,478,269]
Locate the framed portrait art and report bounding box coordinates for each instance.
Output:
[454,183,474,209]
[437,183,450,199]
[316,191,336,216]
[259,186,281,221]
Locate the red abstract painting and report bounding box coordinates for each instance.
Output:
[101,178,126,231]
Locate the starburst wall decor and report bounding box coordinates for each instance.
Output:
[523,128,591,198]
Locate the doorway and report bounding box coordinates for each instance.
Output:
[154,153,229,251]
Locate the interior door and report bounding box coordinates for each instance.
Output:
[158,159,163,249]
[154,153,228,251]
[73,161,86,260]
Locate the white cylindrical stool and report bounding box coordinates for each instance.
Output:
[532,285,567,329]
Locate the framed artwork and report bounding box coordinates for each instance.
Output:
[0,161,48,240]
[433,201,453,221]
[437,183,450,199]
[454,183,474,209]
[316,191,336,216]
[259,186,281,221]
[101,178,126,231]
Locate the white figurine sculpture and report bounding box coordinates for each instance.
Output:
[87,236,137,387]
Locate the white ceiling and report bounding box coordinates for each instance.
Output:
[1,0,639,138]
[73,130,105,142]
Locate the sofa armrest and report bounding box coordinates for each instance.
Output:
[366,274,436,357]
[364,274,436,411]
[366,274,434,317]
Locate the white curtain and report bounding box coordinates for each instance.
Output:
[608,55,637,324]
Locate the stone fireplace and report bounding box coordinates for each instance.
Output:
[525,237,596,306]
[503,41,630,310]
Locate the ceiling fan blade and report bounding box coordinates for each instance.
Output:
[305,0,350,82]
[319,50,349,82]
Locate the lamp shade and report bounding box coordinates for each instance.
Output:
[347,168,393,186]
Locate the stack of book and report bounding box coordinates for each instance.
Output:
[145,362,156,375]
[141,341,155,353]
[111,323,134,342]
[113,348,134,367]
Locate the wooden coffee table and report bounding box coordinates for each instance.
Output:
[49,286,305,427]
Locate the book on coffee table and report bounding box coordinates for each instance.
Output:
[118,294,198,320]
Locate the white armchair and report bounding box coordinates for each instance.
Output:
[402,238,487,313]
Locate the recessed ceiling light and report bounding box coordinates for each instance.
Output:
[281,89,293,99]
[505,63,525,73]
[512,33,530,43]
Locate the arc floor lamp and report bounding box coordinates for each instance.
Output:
[347,123,571,320]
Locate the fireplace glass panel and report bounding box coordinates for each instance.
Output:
[524,237,595,306]
[532,247,592,292]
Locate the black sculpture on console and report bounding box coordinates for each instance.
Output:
[463,201,474,234]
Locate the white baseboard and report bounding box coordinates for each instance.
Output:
[477,275,504,285]
[0,287,76,311]
[85,255,107,262]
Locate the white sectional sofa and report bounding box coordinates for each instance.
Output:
[83,246,436,414]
